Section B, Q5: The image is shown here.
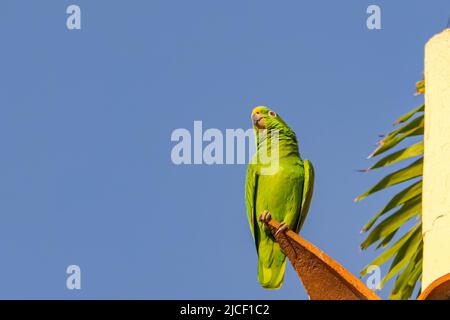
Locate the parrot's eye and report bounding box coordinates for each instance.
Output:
[269,111,277,118]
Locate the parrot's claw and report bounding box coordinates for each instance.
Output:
[259,210,272,223]
[275,222,289,237]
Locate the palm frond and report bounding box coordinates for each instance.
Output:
[357,80,425,300]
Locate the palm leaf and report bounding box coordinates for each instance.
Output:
[361,196,421,249]
[369,125,423,158]
[362,180,422,232]
[376,230,398,249]
[368,142,423,170]
[358,79,424,300]
[415,80,425,95]
[389,243,422,300]
[394,104,424,125]
[384,115,424,143]
[355,158,422,202]
[360,224,420,277]
[380,225,422,286]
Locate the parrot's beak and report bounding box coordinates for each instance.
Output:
[252,114,265,129]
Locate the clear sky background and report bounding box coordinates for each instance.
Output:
[0,0,448,299]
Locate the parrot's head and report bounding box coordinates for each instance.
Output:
[251,106,288,130]
[251,105,298,149]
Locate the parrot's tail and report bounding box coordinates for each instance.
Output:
[257,242,287,290]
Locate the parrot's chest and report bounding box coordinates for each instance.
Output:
[255,162,304,220]
[257,161,302,183]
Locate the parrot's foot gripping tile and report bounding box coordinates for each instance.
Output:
[275,222,289,236]
[259,210,272,223]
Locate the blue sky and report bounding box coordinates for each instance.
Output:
[0,0,448,299]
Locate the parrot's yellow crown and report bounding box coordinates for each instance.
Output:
[252,106,269,116]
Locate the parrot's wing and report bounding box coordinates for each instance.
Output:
[295,159,315,233]
[245,163,259,250]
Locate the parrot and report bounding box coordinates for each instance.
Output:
[245,106,315,290]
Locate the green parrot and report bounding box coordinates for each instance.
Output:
[245,106,315,290]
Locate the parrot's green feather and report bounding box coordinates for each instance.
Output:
[296,160,315,233]
[245,106,314,290]
[245,164,259,250]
